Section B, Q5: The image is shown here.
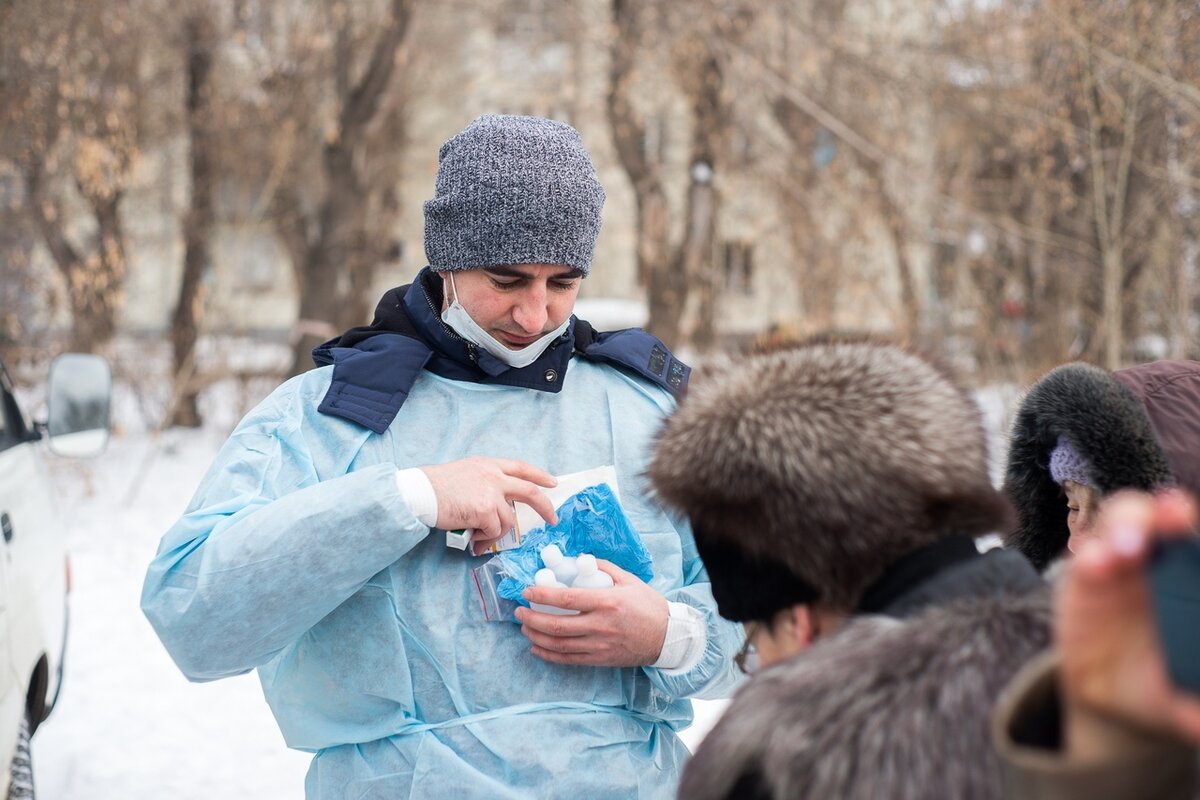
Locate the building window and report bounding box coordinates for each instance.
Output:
[723,241,755,295]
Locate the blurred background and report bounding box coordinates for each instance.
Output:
[2,0,1198,796]
[4,0,1199,400]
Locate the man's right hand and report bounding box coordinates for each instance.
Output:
[420,457,558,549]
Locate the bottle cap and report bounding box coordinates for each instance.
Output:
[541,544,564,565]
[535,568,560,587]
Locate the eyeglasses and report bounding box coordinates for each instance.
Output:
[734,621,761,675]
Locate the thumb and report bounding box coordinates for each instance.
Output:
[596,559,637,584]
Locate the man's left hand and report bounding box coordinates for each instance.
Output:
[516,560,668,667]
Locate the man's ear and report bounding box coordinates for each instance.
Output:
[785,604,817,649]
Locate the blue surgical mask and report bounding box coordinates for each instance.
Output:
[440,272,570,369]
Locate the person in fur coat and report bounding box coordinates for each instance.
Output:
[1003,360,1200,571]
[649,340,1050,800]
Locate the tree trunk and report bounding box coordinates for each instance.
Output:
[861,158,920,341]
[171,12,217,428]
[681,46,725,352]
[24,158,126,353]
[642,187,685,344]
[607,0,684,347]
[1163,0,1195,359]
[286,0,413,376]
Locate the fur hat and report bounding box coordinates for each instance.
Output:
[1003,362,1173,570]
[649,341,1010,617]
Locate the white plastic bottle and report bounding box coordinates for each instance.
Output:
[529,568,579,616]
[571,554,614,589]
[540,544,578,586]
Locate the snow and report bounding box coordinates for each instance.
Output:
[30,390,728,798]
[572,298,648,330]
[33,429,312,799]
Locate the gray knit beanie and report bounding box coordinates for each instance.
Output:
[423,115,606,275]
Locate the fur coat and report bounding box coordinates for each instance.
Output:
[680,590,1052,800]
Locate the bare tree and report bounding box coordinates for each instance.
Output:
[724,0,930,343]
[170,9,219,427]
[607,0,685,346]
[1,0,140,352]
[249,0,416,376]
[930,0,1195,372]
[605,0,742,350]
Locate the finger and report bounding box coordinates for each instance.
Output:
[1154,489,1199,537]
[520,625,595,654]
[1072,538,1121,584]
[468,511,504,551]
[515,605,588,637]
[496,499,517,535]
[523,584,607,614]
[1096,492,1156,567]
[595,559,633,583]
[494,459,558,488]
[476,508,502,541]
[530,646,603,666]
[1170,698,1200,743]
[504,480,558,526]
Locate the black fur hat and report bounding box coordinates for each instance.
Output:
[649,341,1010,617]
[1002,363,1173,570]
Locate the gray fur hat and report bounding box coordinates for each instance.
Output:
[649,341,1011,614]
[423,114,606,275]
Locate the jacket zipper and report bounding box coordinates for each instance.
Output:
[422,279,479,363]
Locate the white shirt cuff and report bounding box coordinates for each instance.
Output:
[395,467,438,528]
[651,601,708,673]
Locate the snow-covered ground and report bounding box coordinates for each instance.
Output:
[33,428,314,798]
[31,418,727,799]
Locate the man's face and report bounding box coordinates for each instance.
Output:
[443,264,582,349]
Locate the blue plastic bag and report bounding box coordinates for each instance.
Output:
[492,483,654,612]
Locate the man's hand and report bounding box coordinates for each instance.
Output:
[420,457,558,552]
[1058,489,1200,754]
[516,560,668,667]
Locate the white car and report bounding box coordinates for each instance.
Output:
[0,354,110,799]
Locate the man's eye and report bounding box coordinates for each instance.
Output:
[551,281,578,291]
[489,278,519,289]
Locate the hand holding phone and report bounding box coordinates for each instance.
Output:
[1151,537,1200,695]
[1056,489,1200,751]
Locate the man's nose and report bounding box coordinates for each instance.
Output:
[512,289,549,333]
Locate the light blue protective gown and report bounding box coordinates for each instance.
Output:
[141,357,742,799]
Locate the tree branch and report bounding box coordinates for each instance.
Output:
[339,0,413,148]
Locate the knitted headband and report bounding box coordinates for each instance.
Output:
[1048,437,1095,488]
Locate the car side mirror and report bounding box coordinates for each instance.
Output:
[46,353,112,458]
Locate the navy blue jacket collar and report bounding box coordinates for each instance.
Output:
[311,268,689,434]
[402,268,577,388]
